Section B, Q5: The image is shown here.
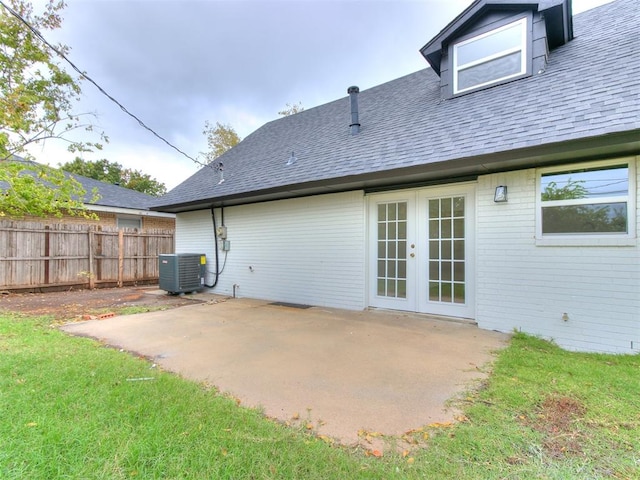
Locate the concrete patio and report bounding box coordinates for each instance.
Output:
[62,296,510,445]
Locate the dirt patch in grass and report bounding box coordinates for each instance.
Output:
[526,395,588,458]
[0,286,203,320]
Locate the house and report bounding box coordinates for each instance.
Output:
[1,157,175,230]
[64,173,175,230]
[152,0,640,354]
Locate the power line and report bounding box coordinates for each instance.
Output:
[0,0,210,169]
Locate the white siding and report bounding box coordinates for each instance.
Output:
[175,208,217,259]
[175,191,366,310]
[476,159,640,354]
[176,161,640,354]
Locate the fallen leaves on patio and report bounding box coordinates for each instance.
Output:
[427,421,453,428]
[357,429,384,444]
[317,435,334,445]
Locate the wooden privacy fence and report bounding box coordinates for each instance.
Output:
[0,220,174,291]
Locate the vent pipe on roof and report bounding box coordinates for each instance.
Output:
[348,86,360,135]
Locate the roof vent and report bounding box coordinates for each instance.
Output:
[286,151,297,166]
[213,161,224,184]
[348,86,360,135]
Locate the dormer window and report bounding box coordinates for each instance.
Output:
[420,0,572,99]
[453,17,528,94]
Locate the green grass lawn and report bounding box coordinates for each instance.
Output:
[1,313,638,479]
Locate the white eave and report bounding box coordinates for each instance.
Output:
[88,204,175,218]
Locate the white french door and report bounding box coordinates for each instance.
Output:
[368,185,475,319]
[368,193,417,311]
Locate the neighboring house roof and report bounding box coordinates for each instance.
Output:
[1,157,171,215]
[68,173,161,211]
[153,0,640,213]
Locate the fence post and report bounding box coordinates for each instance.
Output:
[44,225,50,285]
[88,230,95,289]
[118,230,124,288]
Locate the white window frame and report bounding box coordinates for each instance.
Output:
[536,158,637,246]
[453,17,528,94]
[117,216,142,230]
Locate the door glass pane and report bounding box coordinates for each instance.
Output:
[442,219,452,239]
[429,199,439,218]
[398,221,407,239]
[398,202,407,219]
[387,279,396,297]
[454,284,465,304]
[441,283,452,302]
[397,280,407,298]
[454,240,465,260]
[453,197,465,217]
[429,219,439,239]
[388,260,396,277]
[442,240,452,260]
[441,198,452,217]
[376,201,407,299]
[441,262,452,281]
[389,203,397,221]
[429,240,439,259]
[427,195,465,305]
[429,261,439,280]
[454,218,464,238]
[398,260,406,278]
[429,282,439,301]
[454,262,465,281]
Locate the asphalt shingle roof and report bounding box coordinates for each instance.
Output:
[68,173,160,210]
[2,158,160,210]
[154,0,640,212]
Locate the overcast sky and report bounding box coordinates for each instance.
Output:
[25,0,613,191]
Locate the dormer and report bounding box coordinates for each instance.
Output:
[420,0,573,98]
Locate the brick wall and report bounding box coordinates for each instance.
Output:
[142,216,175,230]
[15,212,174,230]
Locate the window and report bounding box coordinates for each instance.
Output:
[117,216,142,230]
[453,18,527,94]
[537,160,635,243]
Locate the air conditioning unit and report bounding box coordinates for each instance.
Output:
[159,254,206,294]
